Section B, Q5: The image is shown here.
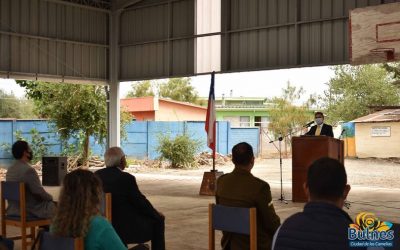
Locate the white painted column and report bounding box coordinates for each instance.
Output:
[109,82,120,147]
[108,10,121,147]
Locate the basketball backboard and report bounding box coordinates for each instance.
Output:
[350,2,400,65]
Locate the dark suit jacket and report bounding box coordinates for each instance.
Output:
[216,168,281,250]
[306,124,334,137]
[95,167,163,244]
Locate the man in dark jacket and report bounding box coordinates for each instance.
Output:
[216,142,281,250]
[95,147,165,250]
[273,157,353,250]
[305,111,334,137]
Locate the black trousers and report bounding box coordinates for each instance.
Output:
[120,217,165,250]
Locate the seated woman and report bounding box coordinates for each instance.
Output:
[51,169,127,250]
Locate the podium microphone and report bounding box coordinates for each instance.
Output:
[339,129,346,139]
[303,121,314,128]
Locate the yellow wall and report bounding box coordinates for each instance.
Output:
[355,122,400,158]
[344,137,356,157]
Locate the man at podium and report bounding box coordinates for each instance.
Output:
[305,112,334,137]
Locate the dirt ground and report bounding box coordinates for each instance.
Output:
[4,157,400,250]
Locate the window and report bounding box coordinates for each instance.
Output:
[240,116,250,127]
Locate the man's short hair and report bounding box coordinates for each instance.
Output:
[104,147,125,167]
[307,157,347,201]
[314,111,324,118]
[12,140,29,159]
[232,142,254,166]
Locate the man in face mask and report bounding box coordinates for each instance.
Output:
[305,112,334,137]
[6,140,56,219]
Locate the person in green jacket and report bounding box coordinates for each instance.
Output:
[51,169,127,250]
[216,142,281,250]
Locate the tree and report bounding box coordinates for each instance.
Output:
[159,78,198,103]
[16,80,131,163]
[322,65,400,123]
[383,62,400,86]
[0,89,35,118]
[126,80,155,97]
[268,82,313,155]
[126,78,199,103]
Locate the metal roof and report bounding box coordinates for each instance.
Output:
[1,0,400,84]
[353,109,400,123]
[62,0,112,9]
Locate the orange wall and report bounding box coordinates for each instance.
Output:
[130,111,155,121]
[155,100,206,121]
[121,97,155,112]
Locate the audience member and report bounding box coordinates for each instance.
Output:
[272,157,352,250]
[96,147,165,250]
[51,169,126,250]
[6,140,55,218]
[216,142,281,250]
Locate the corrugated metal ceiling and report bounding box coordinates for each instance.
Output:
[1,0,400,84]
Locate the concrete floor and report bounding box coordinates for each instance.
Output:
[4,158,400,249]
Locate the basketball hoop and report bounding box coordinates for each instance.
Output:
[370,48,395,60]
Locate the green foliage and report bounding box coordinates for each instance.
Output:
[60,131,86,158]
[157,134,202,169]
[126,80,155,97]
[126,78,199,104]
[159,78,198,103]
[16,129,49,163]
[0,129,49,163]
[16,80,130,163]
[322,65,400,123]
[268,82,313,137]
[0,89,35,118]
[383,62,400,87]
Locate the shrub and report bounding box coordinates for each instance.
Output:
[157,134,201,169]
[0,129,49,163]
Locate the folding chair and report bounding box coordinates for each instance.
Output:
[1,181,51,250]
[38,231,84,250]
[208,203,257,250]
[100,192,112,222]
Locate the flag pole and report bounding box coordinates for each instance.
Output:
[199,71,223,195]
[212,146,215,172]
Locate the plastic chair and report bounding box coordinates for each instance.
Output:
[38,231,84,250]
[208,203,257,250]
[100,192,112,222]
[1,181,51,250]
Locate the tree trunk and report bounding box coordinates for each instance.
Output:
[82,130,90,166]
[284,137,288,157]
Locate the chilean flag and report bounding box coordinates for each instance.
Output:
[205,72,216,157]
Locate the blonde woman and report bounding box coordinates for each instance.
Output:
[51,169,127,250]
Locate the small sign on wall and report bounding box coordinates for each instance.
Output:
[371,126,391,137]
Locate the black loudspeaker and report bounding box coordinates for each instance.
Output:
[42,157,67,186]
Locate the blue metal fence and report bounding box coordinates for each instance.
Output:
[0,120,259,167]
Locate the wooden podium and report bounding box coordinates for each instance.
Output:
[292,136,344,202]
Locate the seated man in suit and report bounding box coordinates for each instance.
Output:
[216,142,281,250]
[95,147,165,250]
[6,140,56,219]
[306,111,334,137]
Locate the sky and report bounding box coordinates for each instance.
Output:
[1,66,335,101]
